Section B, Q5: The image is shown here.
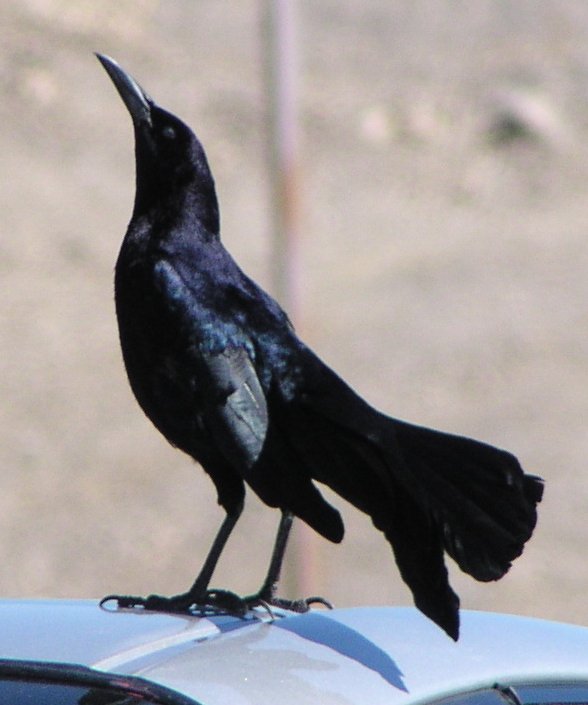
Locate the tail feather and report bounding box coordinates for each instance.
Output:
[294,355,543,639]
[286,407,463,639]
[382,491,460,641]
[393,420,543,581]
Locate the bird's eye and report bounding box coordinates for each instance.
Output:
[162,126,176,140]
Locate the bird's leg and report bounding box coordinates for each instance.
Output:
[101,507,332,616]
[249,510,294,602]
[100,505,244,614]
[183,505,242,598]
[245,511,333,613]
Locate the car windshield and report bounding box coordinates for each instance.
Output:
[430,684,588,705]
[516,684,588,705]
[0,660,200,705]
[0,678,149,704]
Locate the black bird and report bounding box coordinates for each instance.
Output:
[97,54,543,640]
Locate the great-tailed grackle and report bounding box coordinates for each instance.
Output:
[97,54,543,640]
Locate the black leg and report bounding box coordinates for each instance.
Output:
[244,511,333,613]
[184,506,243,597]
[100,504,244,613]
[249,510,294,602]
[101,506,333,616]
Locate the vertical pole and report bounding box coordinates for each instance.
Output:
[263,0,300,315]
[262,0,320,597]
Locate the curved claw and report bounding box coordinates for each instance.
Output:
[303,596,334,610]
[99,593,171,611]
[99,594,145,610]
[246,598,277,619]
[246,593,334,615]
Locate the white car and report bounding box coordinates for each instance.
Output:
[0,600,587,705]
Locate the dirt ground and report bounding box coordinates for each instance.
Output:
[1,1,588,628]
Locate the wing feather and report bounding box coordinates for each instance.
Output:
[154,258,269,470]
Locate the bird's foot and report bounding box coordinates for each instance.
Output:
[271,595,334,612]
[100,589,333,618]
[244,590,334,615]
[100,588,248,617]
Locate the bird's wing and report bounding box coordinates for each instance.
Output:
[153,258,269,470]
[201,345,269,468]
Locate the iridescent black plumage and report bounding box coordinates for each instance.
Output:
[98,55,543,639]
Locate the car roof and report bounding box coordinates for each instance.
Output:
[1,599,588,705]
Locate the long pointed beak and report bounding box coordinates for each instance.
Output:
[96,53,152,125]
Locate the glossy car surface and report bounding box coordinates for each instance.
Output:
[1,600,588,705]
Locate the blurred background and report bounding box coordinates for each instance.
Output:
[1,0,587,626]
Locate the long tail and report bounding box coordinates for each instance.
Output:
[290,355,544,640]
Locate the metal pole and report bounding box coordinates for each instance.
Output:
[262,0,320,597]
[263,0,300,316]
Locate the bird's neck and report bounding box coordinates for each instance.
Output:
[133,179,220,240]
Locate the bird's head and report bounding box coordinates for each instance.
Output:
[96,53,219,234]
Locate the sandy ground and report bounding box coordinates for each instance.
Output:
[1,1,588,628]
